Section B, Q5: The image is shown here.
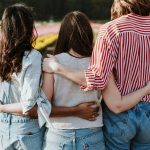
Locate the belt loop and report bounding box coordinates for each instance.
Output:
[8,114,11,139]
[73,130,76,150]
[73,138,76,150]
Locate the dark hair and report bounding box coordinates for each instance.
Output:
[111,0,150,20]
[54,11,93,57]
[0,3,37,81]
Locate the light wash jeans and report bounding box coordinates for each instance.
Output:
[103,101,150,150]
[43,127,105,150]
[0,113,45,150]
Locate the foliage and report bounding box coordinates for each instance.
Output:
[33,33,58,50]
[0,0,113,20]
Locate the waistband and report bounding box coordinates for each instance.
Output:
[0,113,38,123]
[48,127,102,133]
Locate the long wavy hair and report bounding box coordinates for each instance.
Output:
[111,0,150,20]
[54,11,93,57]
[0,4,37,81]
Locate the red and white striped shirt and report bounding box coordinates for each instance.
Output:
[83,13,150,102]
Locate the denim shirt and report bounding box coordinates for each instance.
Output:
[0,49,42,112]
[0,49,51,127]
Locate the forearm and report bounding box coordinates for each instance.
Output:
[104,86,149,114]
[118,86,149,112]
[102,75,149,114]
[0,103,23,115]
[0,103,38,118]
[50,106,78,117]
[43,55,86,86]
[56,64,86,86]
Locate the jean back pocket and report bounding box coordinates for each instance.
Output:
[18,127,45,150]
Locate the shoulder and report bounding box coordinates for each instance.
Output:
[98,15,129,38]
[55,53,67,59]
[23,49,42,68]
[55,53,70,62]
[25,49,42,61]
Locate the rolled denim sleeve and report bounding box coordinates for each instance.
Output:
[20,50,42,114]
[36,89,52,127]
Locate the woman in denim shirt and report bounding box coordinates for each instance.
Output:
[0,4,44,150]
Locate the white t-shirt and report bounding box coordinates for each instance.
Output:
[50,53,103,129]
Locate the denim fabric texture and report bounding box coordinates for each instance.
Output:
[103,102,150,150]
[0,113,45,150]
[43,127,105,150]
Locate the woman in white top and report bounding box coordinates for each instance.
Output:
[42,11,150,150]
[0,4,44,150]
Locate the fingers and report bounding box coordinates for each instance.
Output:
[94,106,100,112]
[47,54,56,60]
[42,63,53,73]
[43,58,49,62]
[43,55,56,65]
[42,55,59,73]
[88,118,96,121]
[88,114,98,121]
[47,54,53,58]
[84,103,99,114]
[79,111,99,121]
[87,101,97,106]
[91,111,99,118]
[90,106,100,113]
[86,111,99,121]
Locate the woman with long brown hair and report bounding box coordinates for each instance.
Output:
[42,11,105,150]
[0,4,44,150]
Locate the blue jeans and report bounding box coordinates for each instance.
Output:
[103,102,150,150]
[0,113,45,150]
[43,127,105,150]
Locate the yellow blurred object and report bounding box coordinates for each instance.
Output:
[33,34,58,50]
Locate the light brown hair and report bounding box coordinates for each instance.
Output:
[111,0,150,20]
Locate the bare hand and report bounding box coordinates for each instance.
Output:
[43,54,60,73]
[76,101,99,121]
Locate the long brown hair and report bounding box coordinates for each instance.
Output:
[111,0,150,20]
[0,3,37,81]
[54,11,93,57]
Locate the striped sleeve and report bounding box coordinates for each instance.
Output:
[81,28,119,91]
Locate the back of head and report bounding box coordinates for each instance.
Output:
[55,11,93,57]
[0,3,36,81]
[111,0,150,20]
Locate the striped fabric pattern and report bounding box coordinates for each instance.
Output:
[83,13,150,102]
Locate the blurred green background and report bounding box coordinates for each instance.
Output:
[0,0,113,53]
[0,0,113,21]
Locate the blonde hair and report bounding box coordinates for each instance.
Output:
[111,0,150,20]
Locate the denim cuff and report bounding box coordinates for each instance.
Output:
[36,90,52,127]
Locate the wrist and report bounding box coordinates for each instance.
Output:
[0,105,3,112]
[144,86,149,95]
[73,106,80,117]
